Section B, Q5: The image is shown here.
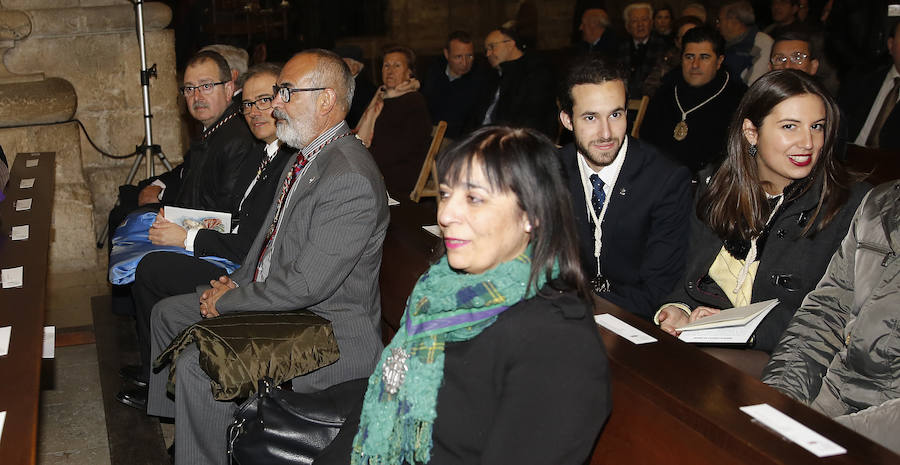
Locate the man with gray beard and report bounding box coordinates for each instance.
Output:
[147,49,388,465]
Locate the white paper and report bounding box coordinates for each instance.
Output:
[15,198,32,211]
[741,404,846,457]
[0,326,10,356]
[422,225,442,237]
[25,159,39,167]
[678,308,770,344]
[19,178,35,189]
[11,225,29,241]
[594,313,658,344]
[387,194,399,206]
[164,206,232,233]
[43,326,55,359]
[0,411,5,443]
[1,266,23,288]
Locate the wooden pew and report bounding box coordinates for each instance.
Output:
[0,152,56,465]
[379,198,900,465]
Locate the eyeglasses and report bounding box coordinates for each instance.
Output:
[273,84,327,103]
[770,51,809,66]
[485,39,511,52]
[179,81,227,97]
[241,96,274,114]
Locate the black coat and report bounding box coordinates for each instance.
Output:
[616,33,669,98]
[156,103,257,219]
[558,138,692,319]
[666,176,870,352]
[316,287,610,465]
[839,64,900,150]
[641,69,747,176]
[421,59,491,138]
[193,143,294,263]
[470,52,558,138]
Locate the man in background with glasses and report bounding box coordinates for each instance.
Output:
[769,31,819,75]
[116,63,293,410]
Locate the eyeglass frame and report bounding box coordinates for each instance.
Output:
[485,39,512,52]
[273,84,328,103]
[240,96,275,114]
[179,81,228,97]
[770,51,810,66]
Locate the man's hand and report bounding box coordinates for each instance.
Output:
[657,305,691,336]
[199,275,237,318]
[149,208,188,246]
[138,185,163,206]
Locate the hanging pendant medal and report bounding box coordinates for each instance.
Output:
[591,273,611,294]
[382,347,409,395]
[673,120,688,141]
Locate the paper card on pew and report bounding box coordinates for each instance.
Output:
[25,158,39,167]
[15,198,32,211]
[43,326,56,359]
[0,411,5,443]
[11,225,29,241]
[677,299,778,344]
[740,404,846,457]
[594,314,657,344]
[19,178,35,189]
[2,266,24,288]
[422,225,441,237]
[0,326,10,356]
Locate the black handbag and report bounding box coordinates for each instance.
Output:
[227,377,368,465]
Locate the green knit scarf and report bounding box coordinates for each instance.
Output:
[350,250,553,464]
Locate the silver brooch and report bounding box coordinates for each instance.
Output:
[382,347,410,395]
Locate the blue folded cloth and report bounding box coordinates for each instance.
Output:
[109,210,239,285]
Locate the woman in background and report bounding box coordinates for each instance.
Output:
[656,69,869,353]
[355,45,432,197]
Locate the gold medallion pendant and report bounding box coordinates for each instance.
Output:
[673,120,688,141]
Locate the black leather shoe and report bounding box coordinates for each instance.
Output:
[119,364,149,387]
[116,386,148,410]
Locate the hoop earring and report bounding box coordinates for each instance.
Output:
[748,144,758,158]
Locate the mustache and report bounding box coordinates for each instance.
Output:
[192,101,210,111]
[272,108,290,121]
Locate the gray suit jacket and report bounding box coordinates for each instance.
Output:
[216,121,389,392]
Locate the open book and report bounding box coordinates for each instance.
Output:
[164,206,232,234]
[677,299,779,344]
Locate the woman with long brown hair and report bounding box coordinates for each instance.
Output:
[656,69,869,352]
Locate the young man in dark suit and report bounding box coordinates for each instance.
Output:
[557,56,692,319]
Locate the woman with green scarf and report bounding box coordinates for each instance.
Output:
[317,126,611,464]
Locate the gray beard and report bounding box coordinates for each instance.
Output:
[276,123,306,150]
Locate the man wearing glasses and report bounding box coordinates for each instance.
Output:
[116,63,294,410]
[108,51,256,248]
[147,49,387,465]
[768,31,819,75]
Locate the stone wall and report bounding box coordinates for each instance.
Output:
[0,1,182,273]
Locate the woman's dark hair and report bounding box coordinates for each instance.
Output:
[436,126,587,296]
[700,69,856,241]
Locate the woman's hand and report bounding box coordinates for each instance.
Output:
[688,306,720,322]
[657,306,690,336]
[384,78,421,98]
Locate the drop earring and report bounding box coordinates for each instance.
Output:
[748,144,758,158]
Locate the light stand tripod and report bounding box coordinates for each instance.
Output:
[96,0,172,247]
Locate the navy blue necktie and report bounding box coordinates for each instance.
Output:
[589,174,606,220]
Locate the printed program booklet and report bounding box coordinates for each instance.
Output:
[677,299,779,344]
[163,206,232,234]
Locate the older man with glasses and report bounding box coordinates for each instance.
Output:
[116,63,295,410]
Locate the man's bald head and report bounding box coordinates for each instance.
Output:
[580,8,611,44]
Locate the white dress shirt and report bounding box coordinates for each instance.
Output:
[576,137,628,260]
